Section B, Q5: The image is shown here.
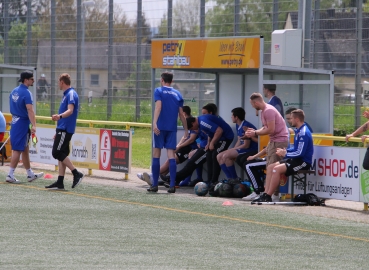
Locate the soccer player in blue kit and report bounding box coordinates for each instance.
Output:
[186,113,234,190]
[6,70,44,183]
[147,72,188,193]
[45,73,84,190]
[217,107,258,184]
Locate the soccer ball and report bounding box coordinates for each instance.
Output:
[194,182,209,196]
[219,183,233,197]
[233,183,251,198]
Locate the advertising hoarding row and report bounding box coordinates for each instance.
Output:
[29,125,131,173]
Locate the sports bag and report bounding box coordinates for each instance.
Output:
[293,193,324,206]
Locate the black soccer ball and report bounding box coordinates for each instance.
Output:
[232,183,250,198]
[218,183,233,197]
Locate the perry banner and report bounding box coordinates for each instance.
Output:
[151,37,260,69]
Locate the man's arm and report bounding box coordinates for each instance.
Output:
[178,107,188,137]
[152,100,162,135]
[346,120,369,142]
[176,132,197,150]
[209,127,223,150]
[52,104,74,121]
[26,104,36,133]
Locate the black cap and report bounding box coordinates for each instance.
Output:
[18,70,33,82]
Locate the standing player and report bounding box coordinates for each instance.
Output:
[217,107,258,184]
[263,84,284,117]
[45,73,84,190]
[6,70,44,183]
[245,93,288,200]
[147,71,188,193]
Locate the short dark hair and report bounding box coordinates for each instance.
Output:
[263,84,276,93]
[161,72,173,83]
[285,107,297,115]
[231,107,245,121]
[59,73,71,85]
[291,109,305,122]
[186,116,196,129]
[202,103,218,115]
[183,105,191,116]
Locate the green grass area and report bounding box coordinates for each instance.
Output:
[0,173,368,269]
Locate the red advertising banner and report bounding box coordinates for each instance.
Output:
[99,129,131,173]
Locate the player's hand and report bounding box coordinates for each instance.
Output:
[247,155,255,161]
[276,148,286,157]
[363,111,369,119]
[51,114,59,121]
[153,124,160,136]
[361,135,369,143]
[345,134,353,142]
[245,128,255,138]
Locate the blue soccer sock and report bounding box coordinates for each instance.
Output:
[220,164,232,178]
[227,165,238,179]
[152,158,160,187]
[169,158,177,187]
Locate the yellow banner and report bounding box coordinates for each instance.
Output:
[151,37,260,69]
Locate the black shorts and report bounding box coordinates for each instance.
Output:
[280,158,311,176]
[52,129,73,161]
[176,145,194,163]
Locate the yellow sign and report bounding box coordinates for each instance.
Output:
[151,37,260,69]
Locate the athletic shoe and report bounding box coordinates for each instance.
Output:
[164,182,179,188]
[252,193,266,203]
[147,185,158,192]
[72,171,84,188]
[45,181,65,190]
[179,178,191,186]
[27,172,44,182]
[136,173,144,180]
[167,187,176,193]
[272,194,280,202]
[6,175,20,184]
[159,174,169,182]
[259,194,272,202]
[242,191,260,201]
[142,172,152,185]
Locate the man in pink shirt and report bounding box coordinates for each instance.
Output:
[245,93,289,200]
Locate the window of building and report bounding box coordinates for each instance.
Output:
[91,74,99,86]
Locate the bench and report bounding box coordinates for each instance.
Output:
[290,170,316,199]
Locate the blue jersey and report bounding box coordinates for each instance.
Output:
[188,130,199,149]
[0,112,5,132]
[196,131,208,149]
[9,84,33,120]
[268,95,284,118]
[197,114,234,141]
[57,88,79,134]
[286,123,314,165]
[237,120,258,151]
[154,86,184,131]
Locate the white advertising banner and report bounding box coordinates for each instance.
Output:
[69,127,100,169]
[29,124,58,165]
[292,146,361,201]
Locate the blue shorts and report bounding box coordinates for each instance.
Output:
[153,130,176,150]
[236,148,254,154]
[10,117,30,151]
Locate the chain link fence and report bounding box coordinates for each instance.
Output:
[0,0,367,132]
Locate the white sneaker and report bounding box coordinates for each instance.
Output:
[142,172,152,185]
[136,173,144,180]
[272,194,280,202]
[6,175,20,184]
[27,172,44,182]
[242,191,260,201]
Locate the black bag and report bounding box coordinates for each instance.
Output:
[293,193,324,206]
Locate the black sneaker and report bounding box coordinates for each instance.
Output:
[72,171,84,188]
[259,194,272,202]
[147,185,158,192]
[167,187,176,193]
[45,181,65,190]
[252,193,266,203]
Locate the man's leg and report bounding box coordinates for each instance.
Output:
[151,148,161,187]
[167,148,176,188]
[265,163,287,196]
